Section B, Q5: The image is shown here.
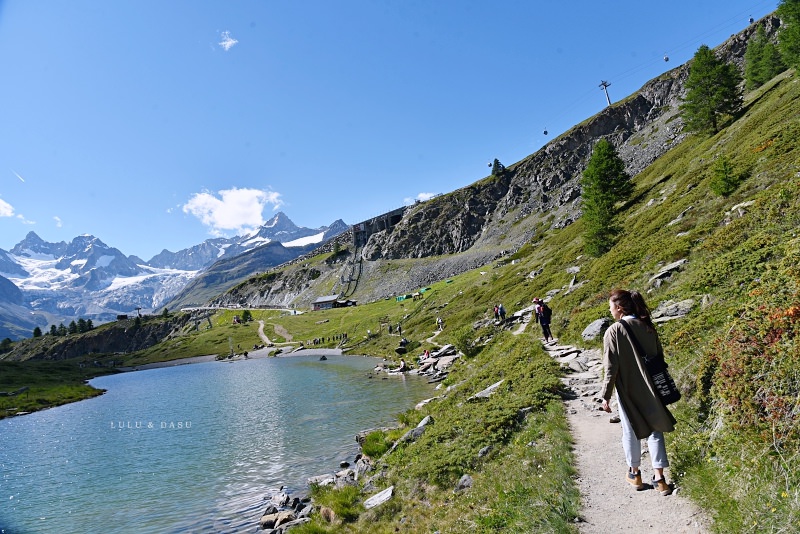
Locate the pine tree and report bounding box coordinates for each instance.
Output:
[745,25,786,90]
[777,0,800,69]
[49,324,58,336]
[680,45,743,134]
[77,318,88,333]
[57,323,67,336]
[68,320,78,335]
[32,326,43,338]
[581,139,632,256]
[241,309,253,322]
[86,319,94,330]
[491,158,505,176]
[0,337,12,353]
[709,155,741,196]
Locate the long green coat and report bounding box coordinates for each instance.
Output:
[600,318,676,439]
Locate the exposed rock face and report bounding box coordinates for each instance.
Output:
[356,17,779,270]
[4,314,194,361]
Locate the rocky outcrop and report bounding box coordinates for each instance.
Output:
[4,313,194,361]
[345,17,781,300]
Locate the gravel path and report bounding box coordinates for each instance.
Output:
[550,342,712,533]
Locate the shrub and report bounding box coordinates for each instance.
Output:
[361,430,390,458]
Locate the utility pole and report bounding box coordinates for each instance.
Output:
[599,80,612,106]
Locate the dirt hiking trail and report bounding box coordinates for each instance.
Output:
[546,340,712,533]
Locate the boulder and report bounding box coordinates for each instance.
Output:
[582,318,610,341]
[307,473,335,486]
[467,379,504,402]
[648,258,688,283]
[259,510,296,530]
[363,486,394,509]
[652,298,694,323]
[454,474,473,492]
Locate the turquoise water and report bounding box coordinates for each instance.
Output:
[0,354,434,533]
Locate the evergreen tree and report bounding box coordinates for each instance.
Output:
[57,323,68,336]
[241,309,253,322]
[680,45,743,134]
[777,0,800,69]
[32,326,43,338]
[86,319,94,330]
[490,158,505,175]
[68,320,78,335]
[77,318,88,333]
[580,139,632,256]
[745,25,786,90]
[709,155,743,196]
[0,337,12,353]
[49,324,58,336]
[162,307,169,318]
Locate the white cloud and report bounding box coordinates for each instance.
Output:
[219,31,238,51]
[53,216,62,228]
[404,192,438,204]
[17,214,35,225]
[0,198,14,217]
[182,187,283,236]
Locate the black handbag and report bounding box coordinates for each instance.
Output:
[619,320,681,405]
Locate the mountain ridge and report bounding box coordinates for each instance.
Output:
[0,213,348,340]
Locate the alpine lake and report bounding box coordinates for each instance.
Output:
[0,353,435,533]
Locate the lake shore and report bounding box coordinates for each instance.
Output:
[116,347,346,372]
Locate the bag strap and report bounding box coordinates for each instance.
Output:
[618,319,650,361]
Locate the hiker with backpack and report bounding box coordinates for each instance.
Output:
[533,298,554,343]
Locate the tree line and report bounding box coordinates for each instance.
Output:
[32,318,95,338]
[581,0,800,256]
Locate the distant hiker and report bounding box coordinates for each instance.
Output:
[388,324,393,335]
[498,303,506,321]
[601,289,676,496]
[533,298,553,343]
[397,324,402,335]
[436,316,444,331]
[493,305,500,320]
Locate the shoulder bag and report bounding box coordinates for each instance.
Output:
[619,320,681,405]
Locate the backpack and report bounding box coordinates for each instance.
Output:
[540,303,552,321]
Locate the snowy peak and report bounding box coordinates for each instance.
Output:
[148,212,347,271]
[54,235,141,282]
[10,231,67,258]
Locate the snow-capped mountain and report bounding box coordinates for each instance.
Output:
[147,213,348,270]
[0,213,349,340]
[2,233,195,330]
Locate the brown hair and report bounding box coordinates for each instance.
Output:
[609,289,655,331]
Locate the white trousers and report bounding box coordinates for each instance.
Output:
[616,392,669,469]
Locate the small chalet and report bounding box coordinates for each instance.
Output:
[312,295,357,311]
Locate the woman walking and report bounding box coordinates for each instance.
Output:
[600,289,676,495]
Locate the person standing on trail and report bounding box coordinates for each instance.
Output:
[600,289,676,496]
[498,304,506,322]
[533,298,553,343]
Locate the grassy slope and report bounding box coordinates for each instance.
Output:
[291,71,800,532]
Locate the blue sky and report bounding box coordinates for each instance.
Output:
[0,0,778,261]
